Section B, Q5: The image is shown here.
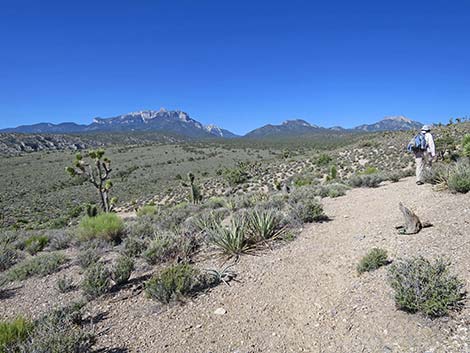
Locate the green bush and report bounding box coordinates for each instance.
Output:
[291,199,327,223]
[145,264,198,303]
[81,262,110,299]
[77,213,125,243]
[0,246,20,272]
[315,154,332,166]
[388,257,465,317]
[136,205,158,217]
[13,303,95,352]
[209,219,253,256]
[6,253,67,282]
[77,248,100,269]
[360,166,379,175]
[0,317,33,352]
[143,232,181,265]
[357,248,389,274]
[56,275,75,293]
[122,236,147,257]
[348,174,383,188]
[461,134,470,157]
[447,159,470,194]
[24,234,49,255]
[111,256,134,285]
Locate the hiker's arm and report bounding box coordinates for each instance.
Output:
[428,134,436,157]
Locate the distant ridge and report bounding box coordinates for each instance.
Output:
[353,116,422,132]
[1,111,424,138]
[0,109,238,139]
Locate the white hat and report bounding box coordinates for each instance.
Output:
[421,125,431,131]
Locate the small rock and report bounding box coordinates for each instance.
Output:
[214,308,227,315]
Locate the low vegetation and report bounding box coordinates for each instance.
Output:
[4,252,67,282]
[77,213,125,243]
[388,257,465,317]
[81,262,111,299]
[357,248,389,274]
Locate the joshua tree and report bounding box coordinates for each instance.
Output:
[181,172,202,204]
[66,149,116,212]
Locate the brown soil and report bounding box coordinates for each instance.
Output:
[2,177,469,352]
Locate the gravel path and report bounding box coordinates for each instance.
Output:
[92,178,469,352]
[2,177,469,352]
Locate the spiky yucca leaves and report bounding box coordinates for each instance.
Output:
[209,218,254,257]
[204,262,237,287]
[190,210,225,234]
[246,208,282,241]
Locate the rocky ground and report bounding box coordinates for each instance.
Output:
[2,177,469,352]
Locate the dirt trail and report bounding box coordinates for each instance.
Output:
[93,178,470,353]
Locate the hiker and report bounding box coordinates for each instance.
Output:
[407,125,436,185]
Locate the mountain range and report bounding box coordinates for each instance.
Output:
[0,110,423,139]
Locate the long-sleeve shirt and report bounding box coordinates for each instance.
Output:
[424,132,436,157]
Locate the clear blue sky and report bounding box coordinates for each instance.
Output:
[1,0,469,134]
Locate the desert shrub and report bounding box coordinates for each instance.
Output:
[158,203,201,232]
[348,174,383,188]
[203,197,227,210]
[145,264,198,303]
[13,302,94,352]
[56,275,75,293]
[247,208,281,240]
[77,248,100,269]
[357,248,389,274]
[447,159,470,193]
[461,134,470,157]
[423,162,450,185]
[77,213,125,243]
[24,234,49,255]
[360,166,379,175]
[209,218,254,256]
[143,232,184,265]
[111,256,134,285]
[48,231,73,250]
[223,164,249,186]
[81,262,110,299]
[0,317,33,351]
[127,216,159,239]
[316,153,332,166]
[6,252,67,282]
[188,210,225,235]
[292,175,313,187]
[122,236,147,257]
[291,199,327,223]
[324,183,349,198]
[0,246,20,272]
[136,205,158,217]
[388,257,465,317]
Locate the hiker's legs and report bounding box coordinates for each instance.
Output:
[415,152,425,183]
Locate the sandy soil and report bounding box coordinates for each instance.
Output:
[2,177,469,352]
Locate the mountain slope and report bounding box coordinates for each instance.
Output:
[244,119,326,138]
[0,109,237,139]
[354,116,422,131]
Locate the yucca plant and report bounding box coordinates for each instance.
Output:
[204,262,237,287]
[209,219,254,256]
[247,208,281,241]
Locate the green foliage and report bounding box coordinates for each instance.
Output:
[360,166,379,175]
[209,218,254,256]
[292,176,313,187]
[357,248,389,274]
[77,248,100,269]
[136,205,158,217]
[111,256,134,285]
[0,317,33,352]
[66,149,115,212]
[85,203,98,217]
[56,275,75,293]
[447,159,470,194]
[329,165,338,179]
[247,208,281,241]
[143,232,181,265]
[0,246,20,272]
[81,262,110,299]
[145,264,198,303]
[315,153,332,166]
[13,302,95,352]
[348,174,383,188]
[291,199,327,223]
[24,234,49,255]
[223,162,249,186]
[181,172,203,204]
[462,134,470,157]
[122,236,147,258]
[77,213,125,243]
[6,252,67,282]
[388,257,465,317]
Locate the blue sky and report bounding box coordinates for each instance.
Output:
[0,0,469,134]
